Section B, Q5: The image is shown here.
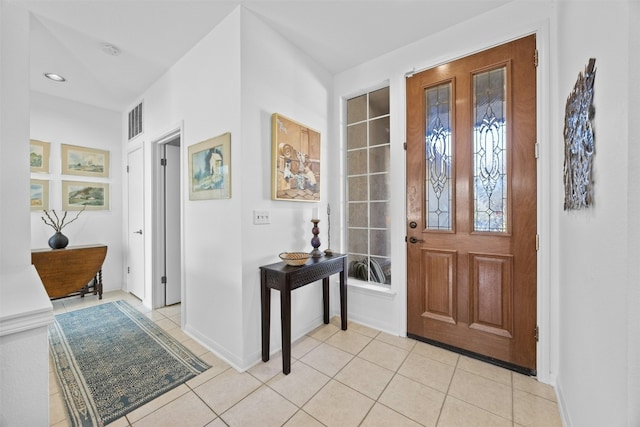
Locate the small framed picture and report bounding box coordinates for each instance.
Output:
[62,180,109,210]
[30,179,49,211]
[30,140,50,173]
[271,113,320,201]
[188,132,231,200]
[61,144,110,177]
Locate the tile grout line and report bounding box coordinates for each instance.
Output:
[433,352,462,426]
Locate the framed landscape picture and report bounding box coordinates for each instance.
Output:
[188,132,231,200]
[30,140,50,173]
[30,179,49,211]
[62,180,109,210]
[61,144,110,177]
[271,113,320,201]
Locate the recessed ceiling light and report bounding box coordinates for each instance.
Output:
[44,73,66,82]
[101,43,121,56]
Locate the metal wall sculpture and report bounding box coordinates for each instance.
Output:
[563,58,596,210]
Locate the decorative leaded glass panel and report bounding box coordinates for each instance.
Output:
[425,83,453,230]
[473,67,507,233]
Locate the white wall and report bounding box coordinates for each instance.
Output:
[555,2,633,426]
[239,9,333,365]
[30,92,124,292]
[130,6,334,370]
[129,8,246,367]
[627,3,640,425]
[332,0,556,374]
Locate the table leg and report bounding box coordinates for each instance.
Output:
[261,270,270,362]
[280,285,292,374]
[340,268,347,330]
[322,277,329,324]
[98,270,103,300]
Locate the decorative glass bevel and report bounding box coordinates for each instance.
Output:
[473,67,508,233]
[424,83,453,230]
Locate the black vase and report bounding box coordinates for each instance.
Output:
[48,232,69,249]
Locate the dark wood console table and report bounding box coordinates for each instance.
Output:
[260,253,348,374]
[31,244,107,300]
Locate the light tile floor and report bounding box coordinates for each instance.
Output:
[49,291,563,427]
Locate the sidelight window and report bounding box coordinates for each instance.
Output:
[346,87,391,285]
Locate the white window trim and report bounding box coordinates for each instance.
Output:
[346,278,397,300]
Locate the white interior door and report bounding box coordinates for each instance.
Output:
[127,146,145,299]
[164,142,181,305]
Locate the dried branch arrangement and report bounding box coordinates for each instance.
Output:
[41,207,85,232]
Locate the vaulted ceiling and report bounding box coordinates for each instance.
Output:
[16,0,511,112]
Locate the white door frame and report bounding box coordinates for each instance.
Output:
[151,124,185,309]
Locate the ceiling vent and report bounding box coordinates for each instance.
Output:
[128,102,143,141]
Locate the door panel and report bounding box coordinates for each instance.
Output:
[422,249,456,324]
[406,35,537,371]
[127,147,145,300]
[469,253,513,337]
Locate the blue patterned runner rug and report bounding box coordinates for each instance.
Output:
[49,300,210,426]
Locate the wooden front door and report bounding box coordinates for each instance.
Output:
[406,35,537,372]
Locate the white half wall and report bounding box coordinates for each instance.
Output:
[0,3,52,426]
[30,92,124,293]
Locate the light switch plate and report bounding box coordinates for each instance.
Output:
[253,210,270,225]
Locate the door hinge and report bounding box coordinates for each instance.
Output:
[534,49,539,68]
[161,158,167,166]
[161,276,167,284]
[534,325,539,342]
[404,236,407,242]
[536,234,540,251]
[404,142,407,150]
[535,142,540,159]
[126,165,129,173]
[127,266,130,274]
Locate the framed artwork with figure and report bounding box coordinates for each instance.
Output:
[188,132,231,200]
[271,113,320,202]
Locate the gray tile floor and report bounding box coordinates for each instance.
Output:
[49,291,562,427]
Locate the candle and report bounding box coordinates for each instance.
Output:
[313,207,319,219]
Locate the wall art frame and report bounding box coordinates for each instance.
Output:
[30,179,49,211]
[188,132,231,200]
[271,113,321,202]
[30,139,50,173]
[62,180,109,210]
[61,144,110,177]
